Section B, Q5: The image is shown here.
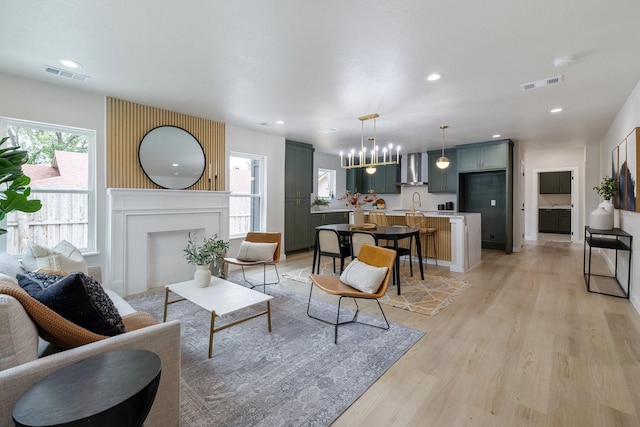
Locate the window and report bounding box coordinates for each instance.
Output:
[0,118,95,255]
[318,168,336,199]
[229,153,264,237]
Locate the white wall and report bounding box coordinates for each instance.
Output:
[598,78,640,311]
[225,125,286,258]
[0,73,107,268]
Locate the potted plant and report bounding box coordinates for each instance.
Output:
[183,232,230,286]
[590,176,618,230]
[311,196,330,211]
[593,176,618,202]
[0,137,42,235]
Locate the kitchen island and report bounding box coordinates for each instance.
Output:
[365,210,482,273]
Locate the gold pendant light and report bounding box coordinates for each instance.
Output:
[436,125,450,169]
[340,114,400,174]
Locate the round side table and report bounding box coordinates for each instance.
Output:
[13,349,162,427]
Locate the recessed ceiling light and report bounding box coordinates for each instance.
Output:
[493,134,501,138]
[550,108,563,113]
[275,120,284,125]
[553,56,575,68]
[425,73,442,82]
[58,59,81,69]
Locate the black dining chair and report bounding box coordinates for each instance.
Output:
[350,231,378,258]
[315,229,351,274]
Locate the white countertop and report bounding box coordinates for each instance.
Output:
[310,208,480,218]
[380,210,480,218]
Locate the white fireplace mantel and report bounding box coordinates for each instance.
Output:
[106,189,230,296]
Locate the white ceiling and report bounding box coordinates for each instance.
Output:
[2,1,640,155]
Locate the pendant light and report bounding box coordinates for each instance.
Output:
[436,125,450,169]
[340,114,400,173]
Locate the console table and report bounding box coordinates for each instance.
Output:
[12,349,161,427]
[583,226,633,298]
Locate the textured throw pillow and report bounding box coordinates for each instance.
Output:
[0,251,25,284]
[235,241,277,262]
[17,271,125,336]
[21,240,88,275]
[339,259,388,294]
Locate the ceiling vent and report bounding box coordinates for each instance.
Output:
[520,75,563,91]
[44,65,89,82]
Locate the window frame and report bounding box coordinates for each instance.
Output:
[228,151,266,238]
[0,117,97,255]
[317,168,336,199]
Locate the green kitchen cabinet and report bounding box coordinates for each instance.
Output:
[346,167,364,194]
[285,140,314,253]
[538,209,571,234]
[427,148,457,193]
[347,163,399,194]
[457,140,508,172]
[363,164,400,194]
[539,171,571,194]
[309,211,350,247]
[558,209,572,233]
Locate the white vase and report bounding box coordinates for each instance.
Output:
[353,206,365,227]
[590,206,614,230]
[598,199,614,213]
[194,264,212,287]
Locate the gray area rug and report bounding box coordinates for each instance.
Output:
[127,279,424,426]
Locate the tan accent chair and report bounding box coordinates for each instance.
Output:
[307,244,396,344]
[223,232,281,292]
[405,212,438,265]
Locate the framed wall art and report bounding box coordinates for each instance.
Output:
[612,127,639,212]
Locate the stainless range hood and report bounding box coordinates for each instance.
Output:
[398,152,427,185]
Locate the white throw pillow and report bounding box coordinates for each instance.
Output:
[21,240,88,274]
[339,259,388,294]
[0,251,25,284]
[235,241,277,262]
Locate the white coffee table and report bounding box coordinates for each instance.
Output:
[163,277,273,358]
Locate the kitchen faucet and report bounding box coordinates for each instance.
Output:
[411,192,422,212]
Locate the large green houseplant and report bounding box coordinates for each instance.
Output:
[0,136,42,235]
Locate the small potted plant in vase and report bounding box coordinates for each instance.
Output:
[590,176,618,230]
[183,232,230,287]
[311,196,330,211]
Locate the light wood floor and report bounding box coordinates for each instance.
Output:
[265,241,640,427]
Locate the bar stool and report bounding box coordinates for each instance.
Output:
[368,211,413,276]
[367,211,388,226]
[405,212,438,266]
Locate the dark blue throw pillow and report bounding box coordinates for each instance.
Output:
[17,271,125,336]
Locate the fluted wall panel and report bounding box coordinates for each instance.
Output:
[106,97,225,190]
[373,214,452,261]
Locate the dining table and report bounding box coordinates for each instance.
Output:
[313,223,424,295]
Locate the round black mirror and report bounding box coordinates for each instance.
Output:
[138,126,205,189]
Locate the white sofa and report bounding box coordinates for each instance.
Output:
[0,263,181,427]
